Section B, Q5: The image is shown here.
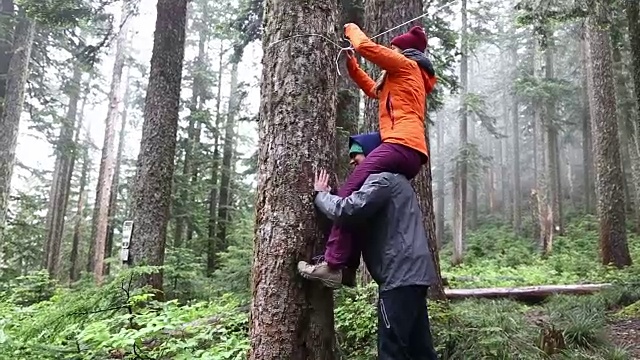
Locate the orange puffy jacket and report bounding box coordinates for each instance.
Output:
[345,24,437,162]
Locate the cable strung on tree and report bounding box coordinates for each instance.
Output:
[266,0,457,76]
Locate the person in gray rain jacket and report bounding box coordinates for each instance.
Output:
[300,161,439,359]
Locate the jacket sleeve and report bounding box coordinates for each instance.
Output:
[345,24,412,73]
[314,174,391,224]
[346,56,378,99]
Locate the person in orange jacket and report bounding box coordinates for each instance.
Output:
[298,23,437,288]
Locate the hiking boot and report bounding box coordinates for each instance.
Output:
[342,267,357,287]
[297,260,342,289]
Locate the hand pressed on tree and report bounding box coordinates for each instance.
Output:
[314,169,331,193]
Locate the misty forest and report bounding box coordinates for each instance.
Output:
[1,0,640,358]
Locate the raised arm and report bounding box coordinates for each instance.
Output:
[314,173,391,224]
[344,23,412,73]
[346,55,378,99]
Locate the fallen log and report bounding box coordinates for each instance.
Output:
[445,283,612,302]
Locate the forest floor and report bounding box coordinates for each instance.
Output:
[608,317,640,358]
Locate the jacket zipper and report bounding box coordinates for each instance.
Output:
[385,93,396,130]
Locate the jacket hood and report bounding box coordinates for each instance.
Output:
[349,132,382,156]
[402,48,436,93]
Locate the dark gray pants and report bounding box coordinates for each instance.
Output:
[378,285,438,360]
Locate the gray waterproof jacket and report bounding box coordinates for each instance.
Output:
[314,172,437,292]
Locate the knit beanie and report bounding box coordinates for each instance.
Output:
[349,143,364,157]
[391,26,428,53]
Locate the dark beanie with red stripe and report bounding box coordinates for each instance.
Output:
[390,26,428,53]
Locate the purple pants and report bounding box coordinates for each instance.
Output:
[324,142,423,269]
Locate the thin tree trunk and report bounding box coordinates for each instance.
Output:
[69,84,92,283]
[534,40,552,256]
[628,0,640,130]
[214,61,239,262]
[104,73,131,276]
[129,0,187,297]
[511,42,522,234]
[0,0,14,120]
[436,115,445,248]
[206,42,224,276]
[89,10,129,282]
[43,64,83,276]
[0,14,34,254]
[544,35,562,237]
[174,8,207,246]
[585,9,632,268]
[580,34,594,214]
[248,0,337,356]
[452,0,468,265]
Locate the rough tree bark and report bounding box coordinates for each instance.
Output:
[0,14,34,253]
[248,0,337,357]
[452,0,468,265]
[43,64,83,276]
[584,6,632,267]
[89,10,129,282]
[214,61,239,261]
[206,42,224,276]
[129,0,187,296]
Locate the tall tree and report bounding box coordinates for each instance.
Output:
[584,3,632,267]
[128,0,188,296]
[43,64,83,276]
[214,60,239,261]
[452,0,468,265]
[628,0,640,123]
[88,7,130,282]
[206,41,224,275]
[510,38,522,234]
[580,34,594,214]
[248,0,337,357]
[0,13,34,255]
[0,0,14,120]
[104,73,131,276]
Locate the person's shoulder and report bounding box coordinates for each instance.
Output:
[365,172,407,185]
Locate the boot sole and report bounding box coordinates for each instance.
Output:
[299,271,342,289]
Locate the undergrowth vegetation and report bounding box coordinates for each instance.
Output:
[1,215,639,359]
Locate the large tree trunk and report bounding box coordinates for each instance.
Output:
[206,42,224,276]
[43,64,83,276]
[452,0,468,266]
[129,0,187,297]
[89,11,129,283]
[214,61,239,262]
[0,14,34,254]
[248,0,337,357]
[585,9,632,268]
[0,0,14,120]
[104,73,131,276]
